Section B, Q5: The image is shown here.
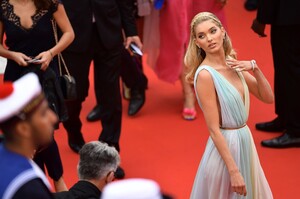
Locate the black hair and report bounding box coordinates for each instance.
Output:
[0,116,22,141]
[34,0,52,10]
[0,110,35,142]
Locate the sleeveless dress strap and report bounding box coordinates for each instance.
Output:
[237,71,250,117]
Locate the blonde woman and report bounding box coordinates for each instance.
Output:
[185,12,273,198]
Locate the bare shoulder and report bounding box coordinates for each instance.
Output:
[196,68,213,84]
[195,68,218,108]
[195,68,215,96]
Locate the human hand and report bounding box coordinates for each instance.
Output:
[230,170,247,196]
[226,58,256,72]
[35,51,52,71]
[125,36,143,50]
[10,51,31,66]
[251,19,267,37]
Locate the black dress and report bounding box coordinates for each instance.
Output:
[0,0,60,81]
[0,0,64,182]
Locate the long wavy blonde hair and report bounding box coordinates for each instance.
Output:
[184,12,236,83]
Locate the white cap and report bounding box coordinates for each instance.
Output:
[0,73,42,123]
[102,178,163,199]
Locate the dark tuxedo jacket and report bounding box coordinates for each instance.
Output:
[54,180,101,199]
[62,0,137,52]
[257,0,300,25]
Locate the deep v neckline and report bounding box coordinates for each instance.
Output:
[7,0,41,31]
[206,66,246,107]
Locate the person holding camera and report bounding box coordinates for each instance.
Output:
[54,141,120,199]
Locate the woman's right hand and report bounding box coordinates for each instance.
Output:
[230,170,247,196]
[10,51,31,66]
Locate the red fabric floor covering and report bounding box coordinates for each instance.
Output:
[1,0,299,198]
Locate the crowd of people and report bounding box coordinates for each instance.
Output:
[0,0,300,198]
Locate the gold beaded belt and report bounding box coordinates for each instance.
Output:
[220,123,247,130]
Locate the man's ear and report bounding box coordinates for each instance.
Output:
[106,171,115,183]
[15,121,31,139]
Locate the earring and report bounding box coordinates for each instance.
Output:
[196,45,201,48]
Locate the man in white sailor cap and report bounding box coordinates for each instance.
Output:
[0,73,57,199]
[101,178,173,199]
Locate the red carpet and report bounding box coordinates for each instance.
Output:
[1,0,300,198]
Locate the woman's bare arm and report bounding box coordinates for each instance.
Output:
[243,65,274,104]
[226,59,274,104]
[51,4,74,56]
[0,21,30,66]
[36,4,75,70]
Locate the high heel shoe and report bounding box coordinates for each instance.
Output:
[182,108,197,120]
[181,74,196,120]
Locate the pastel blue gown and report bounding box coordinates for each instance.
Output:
[190,66,273,199]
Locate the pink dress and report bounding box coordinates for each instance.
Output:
[143,0,226,83]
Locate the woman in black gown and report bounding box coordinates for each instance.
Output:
[0,0,74,192]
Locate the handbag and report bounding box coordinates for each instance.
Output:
[51,20,77,101]
[21,64,69,123]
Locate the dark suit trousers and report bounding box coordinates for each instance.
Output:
[121,48,148,90]
[62,24,122,151]
[271,25,300,136]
